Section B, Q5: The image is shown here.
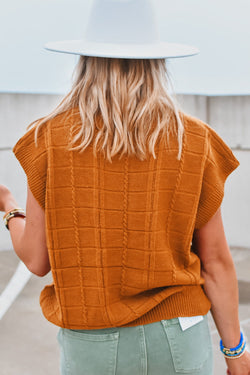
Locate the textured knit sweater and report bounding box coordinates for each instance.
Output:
[12,108,239,329]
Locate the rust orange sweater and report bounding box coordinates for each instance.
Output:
[12,108,239,329]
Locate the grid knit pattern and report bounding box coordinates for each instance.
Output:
[12,108,239,329]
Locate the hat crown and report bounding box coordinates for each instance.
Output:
[86,0,159,45]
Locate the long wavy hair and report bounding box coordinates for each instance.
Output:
[27,56,184,162]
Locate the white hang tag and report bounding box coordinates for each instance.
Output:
[178,315,204,331]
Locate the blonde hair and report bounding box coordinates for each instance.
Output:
[28,56,184,162]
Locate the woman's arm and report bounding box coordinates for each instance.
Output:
[192,207,250,374]
[1,184,50,277]
[192,207,240,347]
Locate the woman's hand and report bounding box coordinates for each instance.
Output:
[226,350,250,375]
[0,184,16,212]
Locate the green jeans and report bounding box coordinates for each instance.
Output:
[57,313,213,375]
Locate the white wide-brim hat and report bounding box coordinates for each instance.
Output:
[44,0,199,59]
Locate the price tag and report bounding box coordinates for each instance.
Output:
[178,315,204,331]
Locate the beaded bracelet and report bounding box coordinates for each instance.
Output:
[220,332,247,359]
[3,208,26,230]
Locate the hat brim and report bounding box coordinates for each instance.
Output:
[44,40,199,59]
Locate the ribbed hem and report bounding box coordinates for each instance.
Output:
[39,285,211,329]
[119,285,211,327]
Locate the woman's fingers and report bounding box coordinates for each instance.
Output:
[0,184,12,211]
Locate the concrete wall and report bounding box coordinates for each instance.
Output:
[0,93,250,250]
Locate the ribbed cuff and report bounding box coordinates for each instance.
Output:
[13,139,45,210]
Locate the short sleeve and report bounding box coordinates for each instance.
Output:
[12,124,47,210]
[195,125,240,229]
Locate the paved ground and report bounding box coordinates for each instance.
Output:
[0,248,249,375]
